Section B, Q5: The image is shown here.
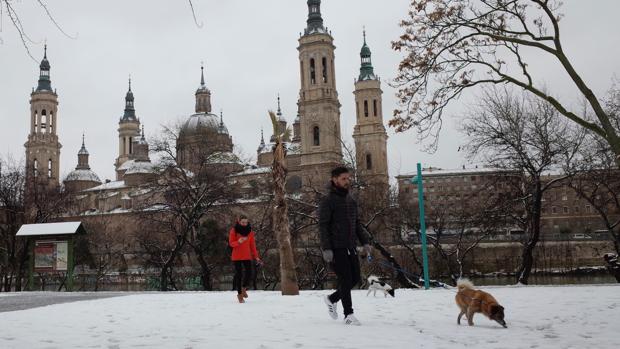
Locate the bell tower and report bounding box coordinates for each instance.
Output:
[115,78,141,177]
[25,45,62,189]
[352,30,388,187]
[297,0,343,184]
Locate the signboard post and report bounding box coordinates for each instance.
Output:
[410,163,431,290]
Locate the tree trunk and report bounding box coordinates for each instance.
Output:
[516,182,543,285]
[160,266,169,291]
[270,111,299,295]
[195,252,212,291]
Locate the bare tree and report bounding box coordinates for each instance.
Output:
[0,156,26,291]
[462,87,580,284]
[392,0,620,164]
[137,124,237,291]
[78,215,129,291]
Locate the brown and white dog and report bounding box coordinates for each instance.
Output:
[455,279,507,328]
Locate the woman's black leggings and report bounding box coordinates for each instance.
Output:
[233,260,253,294]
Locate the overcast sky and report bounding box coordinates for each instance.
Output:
[1,0,618,182]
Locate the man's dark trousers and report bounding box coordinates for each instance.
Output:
[328,248,361,316]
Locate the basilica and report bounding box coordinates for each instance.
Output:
[23,0,389,215]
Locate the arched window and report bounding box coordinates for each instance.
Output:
[300,61,304,85]
[123,138,127,155]
[373,100,378,116]
[322,57,328,83]
[48,159,53,178]
[366,154,373,170]
[311,5,318,13]
[364,100,369,117]
[41,109,47,132]
[49,112,54,133]
[129,137,133,154]
[313,126,320,146]
[310,59,316,84]
[33,159,38,177]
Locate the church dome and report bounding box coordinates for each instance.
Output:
[64,169,101,183]
[180,112,228,136]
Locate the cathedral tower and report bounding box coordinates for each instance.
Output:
[297,0,343,184]
[25,45,62,189]
[115,78,141,178]
[352,30,388,187]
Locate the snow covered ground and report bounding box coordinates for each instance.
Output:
[1,284,618,348]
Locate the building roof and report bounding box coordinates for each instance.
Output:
[84,180,127,192]
[230,166,272,177]
[124,161,157,175]
[64,169,102,183]
[397,167,519,179]
[16,221,84,237]
[180,112,228,135]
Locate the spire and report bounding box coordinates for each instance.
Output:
[358,27,376,81]
[195,64,212,113]
[277,93,283,117]
[78,133,89,155]
[122,77,136,121]
[36,44,52,91]
[218,109,228,134]
[200,63,205,87]
[305,0,325,35]
[76,133,91,170]
[140,125,146,141]
[258,127,266,152]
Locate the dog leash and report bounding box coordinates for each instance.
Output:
[367,256,450,289]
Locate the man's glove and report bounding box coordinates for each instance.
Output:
[322,249,334,263]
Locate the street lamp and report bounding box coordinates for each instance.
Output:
[410,162,431,290]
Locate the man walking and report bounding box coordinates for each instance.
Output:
[319,166,372,326]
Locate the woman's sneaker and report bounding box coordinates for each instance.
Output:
[323,295,338,320]
[343,314,361,326]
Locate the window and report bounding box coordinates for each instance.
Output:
[300,61,304,85]
[373,100,378,116]
[311,5,318,13]
[563,206,569,214]
[49,112,53,133]
[574,206,580,213]
[313,126,320,146]
[585,205,591,213]
[364,100,369,117]
[310,59,316,84]
[366,154,372,170]
[552,206,557,214]
[129,137,133,154]
[542,207,547,214]
[562,194,568,201]
[48,159,52,178]
[356,102,360,117]
[322,57,328,83]
[41,109,47,132]
[123,138,127,155]
[33,159,38,177]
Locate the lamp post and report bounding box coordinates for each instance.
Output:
[411,162,430,290]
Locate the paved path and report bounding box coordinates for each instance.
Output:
[0,292,131,313]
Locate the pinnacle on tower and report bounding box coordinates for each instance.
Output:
[36,44,52,91]
[359,28,376,81]
[76,134,91,170]
[78,133,89,155]
[305,0,326,35]
[122,77,137,121]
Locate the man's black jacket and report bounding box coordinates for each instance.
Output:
[318,183,370,250]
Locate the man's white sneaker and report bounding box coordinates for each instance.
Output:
[344,314,361,326]
[324,295,338,320]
